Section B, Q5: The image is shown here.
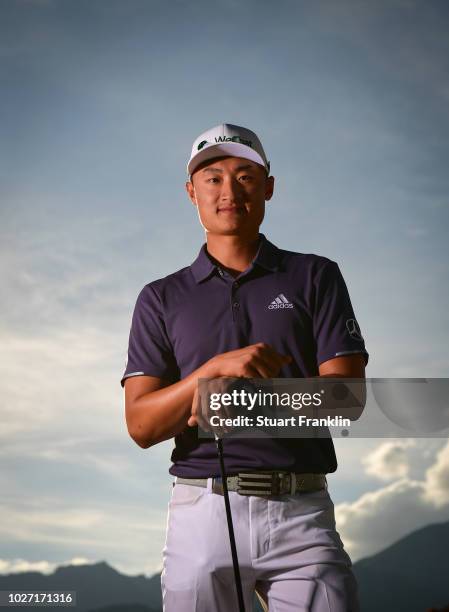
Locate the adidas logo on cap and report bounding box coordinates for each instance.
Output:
[268,293,294,309]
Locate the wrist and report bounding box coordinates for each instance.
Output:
[199,358,219,380]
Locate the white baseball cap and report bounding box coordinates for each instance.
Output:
[187,123,270,178]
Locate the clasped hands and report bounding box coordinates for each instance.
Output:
[187,343,292,436]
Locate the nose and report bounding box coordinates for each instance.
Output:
[219,175,243,203]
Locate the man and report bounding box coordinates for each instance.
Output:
[121,123,369,611]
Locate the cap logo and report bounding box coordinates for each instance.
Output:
[197,136,253,152]
[215,135,252,148]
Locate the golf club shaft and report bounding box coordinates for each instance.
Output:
[215,436,246,612]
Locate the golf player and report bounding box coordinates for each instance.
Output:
[121,123,369,611]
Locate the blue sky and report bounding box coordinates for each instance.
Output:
[1,0,448,577]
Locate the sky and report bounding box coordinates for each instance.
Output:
[1,0,449,578]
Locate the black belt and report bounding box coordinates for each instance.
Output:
[175,471,327,497]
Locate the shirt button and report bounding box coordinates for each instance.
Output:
[233,301,240,309]
[218,268,224,277]
[233,281,239,288]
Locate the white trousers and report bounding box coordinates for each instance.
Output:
[161,479,359,612]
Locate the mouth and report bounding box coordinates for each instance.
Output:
[218,206,245,213]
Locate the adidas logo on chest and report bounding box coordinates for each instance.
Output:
[268,293,294,309]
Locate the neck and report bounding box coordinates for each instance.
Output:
[205,231,262,278]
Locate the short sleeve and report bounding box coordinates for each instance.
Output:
[312,260,369,367]
[120,284,180,387]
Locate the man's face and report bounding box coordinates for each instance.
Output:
[185,156,275,237]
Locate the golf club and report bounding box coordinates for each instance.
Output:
[215,433,246,612]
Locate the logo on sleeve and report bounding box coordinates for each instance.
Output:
[346,318,364,342]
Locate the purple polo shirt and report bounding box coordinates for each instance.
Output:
[121,233,369,477]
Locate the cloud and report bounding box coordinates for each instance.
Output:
[424,441,449,507]
[0,556,90,576]
[361,439,415,481]
[0,329,123,441]
[0,495,167,576]
[336,439,449,561]
[0,190,181,577]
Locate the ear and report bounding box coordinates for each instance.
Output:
[185,180,197,206]
[265,175,275,201]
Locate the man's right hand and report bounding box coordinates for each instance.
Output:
[206,342,292,379]
[188,343,292,427]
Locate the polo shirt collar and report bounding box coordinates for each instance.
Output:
[190,233,281,284]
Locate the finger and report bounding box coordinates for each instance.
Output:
[257,348,293,376]
[197,404,214,433]
[191,385,199,414]
[248,356,278,378]
[265,347,293,370]
[187,415,197,427]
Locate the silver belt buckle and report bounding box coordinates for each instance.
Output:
[236,471,290,496]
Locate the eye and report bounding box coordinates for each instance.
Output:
[239,175,253,181]
[207,177,220,183]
